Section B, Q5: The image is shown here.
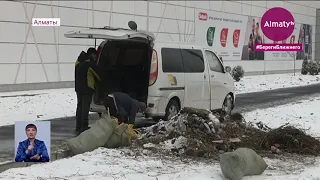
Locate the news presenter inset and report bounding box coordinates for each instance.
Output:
[14,121,51,162]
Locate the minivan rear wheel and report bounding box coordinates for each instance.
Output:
[222,94,233,116]
[164,99,180,121]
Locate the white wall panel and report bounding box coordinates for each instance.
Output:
[187,35,195,43]
[185,1,196,8]
[0,0,318,85]
[26,44,41,63]
[266,1,285,9]
[26,44,59,63]
[307,7,317,17]
[93,1,112,12]
[112,13,137,29]
[0,1,26,22]
[186,8,195,21]
[148,2,165,18]
[250,6,267,17]
[155,33,180,42]
[15,64,26,84]
[26,26,58,44]
[184,22,194,35]
[134,1,148,16]
[223,1,242,14]
[288,1,320,9]
[43,64,60,82]
[58,1,89,9]
[59,7,88,27]
[26,64,47,83]
[149,18,185,34]
[251,1,267,7]
[194,1,211,10]
[0,44,26,64]
[26,3,59,20]
[27,1,59,6]
[134,16,148,31]
[285,2,310,15]
[240,3,252,16]
[0,22,26,43]
[113,1,135,15]
[92,11,110,28]
[58,45,88,63]
[241,1,252,5]
[59,64,75,81]
[167,1,185,7]
[163,4,185,20]
[0,64,19,84]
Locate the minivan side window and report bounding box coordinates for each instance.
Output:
[161,48,184,72]
[205,50,224,73]
[181,49,205,73]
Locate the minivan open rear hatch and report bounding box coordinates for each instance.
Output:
[64,26,154,43]
[65,26,155,111]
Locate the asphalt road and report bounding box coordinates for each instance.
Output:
[1,83,320,162]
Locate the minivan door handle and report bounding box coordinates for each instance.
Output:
[211,75,214,78]
[204,75,206,79]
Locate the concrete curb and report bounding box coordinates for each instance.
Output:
[0,149,73,173]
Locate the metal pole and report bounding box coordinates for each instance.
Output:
[293,52,296,76]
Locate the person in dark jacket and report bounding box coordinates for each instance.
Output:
[15,124,50,162]
[104,92,146,125]
[75,47,101,133]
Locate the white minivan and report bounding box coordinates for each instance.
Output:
[65,26,235,121]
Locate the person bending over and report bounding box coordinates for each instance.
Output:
[104,92,146,125]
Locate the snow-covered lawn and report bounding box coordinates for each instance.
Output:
[0,73,319,127]
[0,147,319,180]
[243,96,320,137]
[0,88,76,126]
[236,73,320,94]
[1,96,320,179]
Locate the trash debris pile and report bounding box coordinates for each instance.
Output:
[134,107,320,159]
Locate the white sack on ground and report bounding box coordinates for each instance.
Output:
[104,123,132,148]
[67,114,118,155]
[220,147,268,180]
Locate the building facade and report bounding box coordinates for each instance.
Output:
[0,0,319,89]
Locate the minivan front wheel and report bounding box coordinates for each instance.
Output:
[222,94,233,116]
[164,99,180,121]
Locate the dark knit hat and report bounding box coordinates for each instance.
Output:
[87,47,97,55]
[138,102,147,112]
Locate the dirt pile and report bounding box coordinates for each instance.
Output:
[134,107,320,159]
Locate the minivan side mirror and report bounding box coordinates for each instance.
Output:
[219,57,223,62]
[225,66,231,73]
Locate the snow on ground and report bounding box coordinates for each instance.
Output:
[0,147,319,180]
[0,88,76,126]
[243,96,320,137]
[236,73,320,94]
[1,76,320,179]
[0,73,319,127]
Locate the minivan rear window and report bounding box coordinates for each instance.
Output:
[180,49,204,73]
[161,48,184,72]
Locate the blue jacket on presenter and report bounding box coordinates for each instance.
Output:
[15,124,50,162]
